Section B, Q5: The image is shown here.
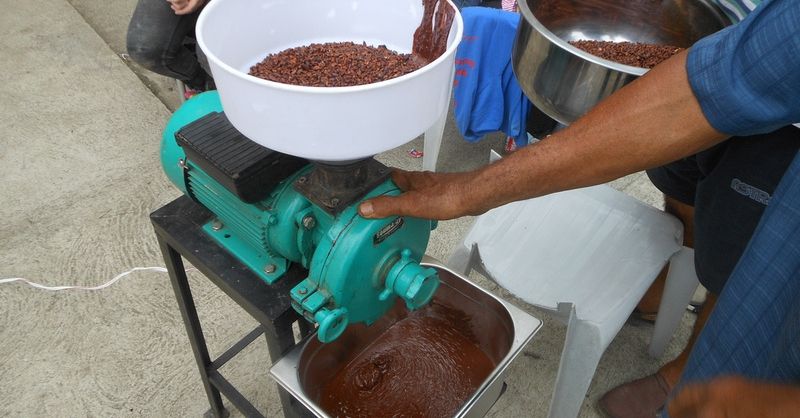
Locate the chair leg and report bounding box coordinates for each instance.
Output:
[649,247,700,357]
[447,243,475,276]
[176,79,187,103]
[422,66,454,172]
[548,303,605,418]
[422,107,447,172]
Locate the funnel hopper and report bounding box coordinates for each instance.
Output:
[196,0,463,161]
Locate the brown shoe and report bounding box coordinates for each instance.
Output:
[598,372,672,418]
[632,308,658,323]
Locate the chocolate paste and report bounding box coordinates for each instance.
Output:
[318,302,495,418]
[412,0,456,63]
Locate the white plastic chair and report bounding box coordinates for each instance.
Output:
[448,184,700,418]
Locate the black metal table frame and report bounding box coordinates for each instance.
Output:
[151,196,313,418]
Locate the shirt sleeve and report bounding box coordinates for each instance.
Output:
[686,0,800,137]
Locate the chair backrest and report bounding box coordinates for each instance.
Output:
[461,185,683,324]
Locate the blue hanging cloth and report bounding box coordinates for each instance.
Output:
[453,7,531,147]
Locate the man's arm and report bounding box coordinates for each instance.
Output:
[360,50,727,220]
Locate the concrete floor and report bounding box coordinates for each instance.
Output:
[0,1,694,416]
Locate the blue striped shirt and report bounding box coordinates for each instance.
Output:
[687,0,800,135]
[715,0,761,22]
[664,0,800,414]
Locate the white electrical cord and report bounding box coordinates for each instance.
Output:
[0,267,195,291]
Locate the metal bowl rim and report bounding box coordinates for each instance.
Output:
[516,0,648,76]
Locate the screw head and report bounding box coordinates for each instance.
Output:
[298,287,308,295]
[264,264,277,274]
[302,216,316,230]
[211,220,224,231]
[330,198,340,207]
[298,176,307,184]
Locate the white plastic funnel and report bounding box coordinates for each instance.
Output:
[196,0,463,162]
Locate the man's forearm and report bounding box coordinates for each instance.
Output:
[468,50,727,212]
[359,49,729,220]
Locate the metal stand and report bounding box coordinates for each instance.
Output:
[151,196,313,418]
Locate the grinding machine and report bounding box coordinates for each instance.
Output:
[161,93,441,343]
[160,0,463,343]
[159,0,545,416]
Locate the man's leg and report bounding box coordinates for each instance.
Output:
[658,292,716,385]
[599,293,718,418]
[645,196,706,388]
[126,0,208,88]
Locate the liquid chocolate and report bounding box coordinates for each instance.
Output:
[318,302,495,418]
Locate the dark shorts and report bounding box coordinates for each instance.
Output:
[646,125,800,294]
[126,0,210,88]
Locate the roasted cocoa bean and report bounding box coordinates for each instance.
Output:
[568,40,684,69]
[249,42,424,87]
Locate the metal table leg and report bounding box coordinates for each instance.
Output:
[152,198,317,418]
[264,322,312,418]
[159,238,229,418]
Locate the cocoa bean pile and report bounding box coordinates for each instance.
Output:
[568,40,684,69]
[249,42,425,87]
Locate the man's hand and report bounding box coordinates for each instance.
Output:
[668,376,800,418]
[359,169,486,220]
[167,0,206,15]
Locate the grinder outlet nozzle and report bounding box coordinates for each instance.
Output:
[314,307,349,343]
[381,249,440,310]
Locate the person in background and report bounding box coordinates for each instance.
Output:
[126,0,211,99]
[358,0,800,417]
[501,0,517,12]
[452,0,484,9]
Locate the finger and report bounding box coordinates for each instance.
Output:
[172,0,196,14]
[390,169,444,191]
[358,193,414,219]
[668,384,707,418]
[173,4,195,15]
[695,404,726,418]
[389,169,415,191]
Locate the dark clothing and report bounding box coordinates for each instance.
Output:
[667,141,800,415]
[126,0,209,89]
[646,125,800,294]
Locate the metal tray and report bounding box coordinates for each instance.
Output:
[270,258,542,417]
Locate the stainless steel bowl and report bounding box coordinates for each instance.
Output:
[270,258,542,417]
[512,0,730,125]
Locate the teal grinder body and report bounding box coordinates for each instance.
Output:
[161,92,439,343]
